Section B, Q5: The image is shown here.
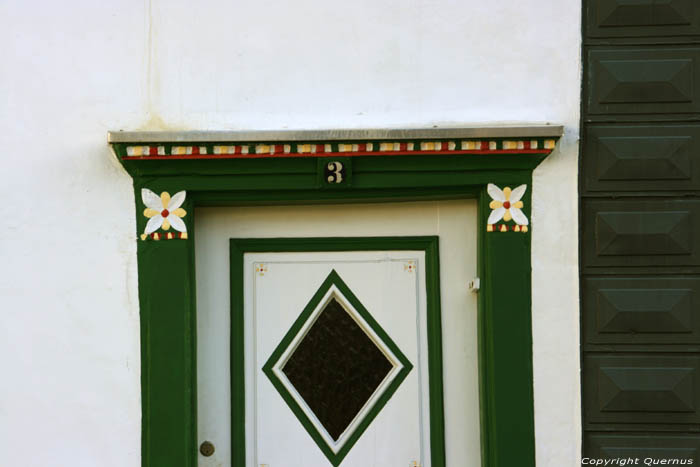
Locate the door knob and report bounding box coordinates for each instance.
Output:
[199,441,215,457]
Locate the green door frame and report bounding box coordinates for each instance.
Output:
[108,126,562,467]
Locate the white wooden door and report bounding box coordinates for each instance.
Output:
[196,201,480,467]
[245,251,429,466]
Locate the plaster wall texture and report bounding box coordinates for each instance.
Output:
[0,0,581,465]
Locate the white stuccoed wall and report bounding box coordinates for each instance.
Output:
[0,0,581,465]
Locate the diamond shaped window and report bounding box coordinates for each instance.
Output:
[263,270,413,466]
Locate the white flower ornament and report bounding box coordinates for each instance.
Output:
[140,189,188,240]
[487,183,529,230]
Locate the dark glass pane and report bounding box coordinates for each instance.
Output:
[282,298,393,440]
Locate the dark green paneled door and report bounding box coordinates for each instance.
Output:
[581,1,700,461]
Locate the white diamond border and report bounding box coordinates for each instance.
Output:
[270,283,406,454]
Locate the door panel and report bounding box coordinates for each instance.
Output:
[582,124,700,193]
[586,48,700,115]
[581,1,700,458]
[585,0,700,38]
[246,251,427,466]
[195,200,479,466]
[582,199,700,269]
[583,277,700,346]
[584,355,700,426]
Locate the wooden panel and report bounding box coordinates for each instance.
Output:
[585,433,700,462]
[583,200,700,268]
[582,124,700,192]
[586,0,700,38]
[586,48,700,115]
[582,0,700,457]
[583,277,700,345]
[584,355,700,425]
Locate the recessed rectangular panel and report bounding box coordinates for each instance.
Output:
[586,0,700,38]
[585,433,700,462]
[586,48,700,115]
[248,252,428,467]
[583,277,700,345]
[583,200,700,268]
[583,124,700,192]
[584,355,700,425]
[596,211,691,256]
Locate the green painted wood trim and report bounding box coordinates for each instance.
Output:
[119,146,553,467]
[136,188,197,467]
[229,236,446,467]
[229,240,246,467]
[478,181,536,466]
[119,153,547,179]
[423,236,448,467]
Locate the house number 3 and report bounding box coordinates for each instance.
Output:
[325,161,345,184]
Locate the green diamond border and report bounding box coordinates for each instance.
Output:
[262,269,413,466]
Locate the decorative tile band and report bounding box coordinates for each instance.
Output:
[127,145,166,156]
[121,139,557,159]
[486,224,529,233]
[141,231,189,240]
[172,146,207,155]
